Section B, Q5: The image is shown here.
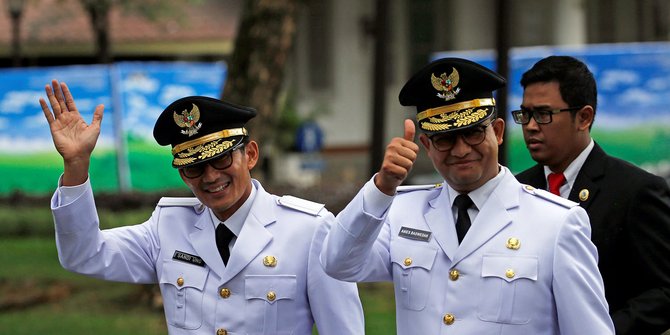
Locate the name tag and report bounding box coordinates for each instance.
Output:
[172,250,206,267]
[398,226,432,242]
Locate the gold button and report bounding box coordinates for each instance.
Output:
[505,269,515,278]
[449,269,460,281]
[524,185,535,191]
[267,291,276,301]
[404,257,412,266]
[176,277,184,287]
[579,189,590,201]
[443,313,455,325]
[219,288,231,298]
[506,237,520,250]
[263,255,277,267]
[216,329,228,335]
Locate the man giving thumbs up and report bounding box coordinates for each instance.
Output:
[320,57,614,335]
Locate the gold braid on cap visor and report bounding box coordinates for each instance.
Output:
[171,127,247,166]
[417,98,495,132]
[416,98,495,121]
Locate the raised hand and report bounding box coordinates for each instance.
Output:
[40,80,104,186]
[374,119,419,195]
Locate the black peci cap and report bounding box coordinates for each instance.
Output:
[153,96,257,168]
[399,57,506,135]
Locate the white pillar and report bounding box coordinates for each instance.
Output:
[553,0,587,45]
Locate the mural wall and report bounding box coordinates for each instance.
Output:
[0,62,226,194]
[434,42,670,176]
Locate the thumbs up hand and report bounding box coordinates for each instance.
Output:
[375,119,419,195]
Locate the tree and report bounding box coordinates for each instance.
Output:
[77,0,203,63]
[79,0,112,63]
[222,0,299,180]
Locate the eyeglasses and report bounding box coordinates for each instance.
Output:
[511,106,583,125]
[429,121,492,152]
[180,142,245,178]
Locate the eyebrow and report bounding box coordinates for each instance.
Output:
[519,104,553,109]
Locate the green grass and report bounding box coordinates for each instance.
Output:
[0,207,398,334]
[0,205,156,237]
[0,237,167,335]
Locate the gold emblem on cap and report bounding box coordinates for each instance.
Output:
[263,255,277,267]
[431,68,461,101]
[506,237,520,250]
[173,103,202,137]
[579,189,590,202]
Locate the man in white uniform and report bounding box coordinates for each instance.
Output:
[40,80,364,335]
[320,58,614,334]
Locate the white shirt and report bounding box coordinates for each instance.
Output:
[543,139,594,198]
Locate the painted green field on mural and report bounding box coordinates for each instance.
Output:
[1,125,668,195]
[507,124,670,173]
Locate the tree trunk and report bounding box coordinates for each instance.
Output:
[81,0,112,64]
[222,0,298,180]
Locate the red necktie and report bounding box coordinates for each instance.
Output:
[547,172,566,196]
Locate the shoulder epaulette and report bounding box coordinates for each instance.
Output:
[521,185,578,208]
[397,183,443,193]
[277,195,325,216]
[158,197,203,208]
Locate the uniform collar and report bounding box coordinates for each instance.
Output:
[447,165,507,210]
[208,181,257,236]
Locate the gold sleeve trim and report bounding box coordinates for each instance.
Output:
[172,127,247,155]
[417,98,495,121]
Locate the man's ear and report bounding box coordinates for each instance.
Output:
[577,106,594,130]
[419,133,431,151]
[493,118,505,145]
[245,140,259,169]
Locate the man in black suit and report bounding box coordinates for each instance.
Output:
[514,55,670,335]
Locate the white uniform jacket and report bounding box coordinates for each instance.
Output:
[51,179,364,335]
[321,168,614,335]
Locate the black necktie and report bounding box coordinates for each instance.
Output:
[216,223,235,265]
[454,194,473,244]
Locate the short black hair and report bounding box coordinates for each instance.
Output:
[520,56,597,116]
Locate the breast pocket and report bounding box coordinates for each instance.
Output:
[159,260,208,330]
[477,254,538,324]
[391,241,438,311]
[245,275,297,335]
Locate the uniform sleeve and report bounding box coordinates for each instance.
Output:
[320,179,394,282]
[55,174,89,207]
[307,212,365,335]
[552,206,615,334]
[613,176,670,334]
[51,180,159,284]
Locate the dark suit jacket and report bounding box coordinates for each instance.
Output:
[516,142,670,335]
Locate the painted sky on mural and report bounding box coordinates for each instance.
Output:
[0,62,226,153]
[434,42,670,128]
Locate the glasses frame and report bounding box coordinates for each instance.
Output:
[180,141,246,179]
[428,120,493,152]
[511,106,584,125]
